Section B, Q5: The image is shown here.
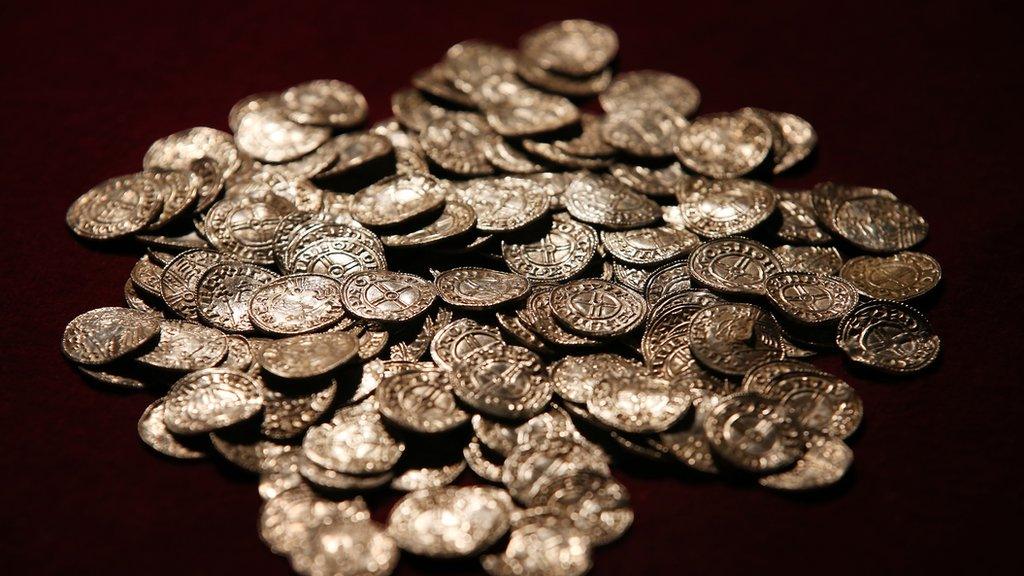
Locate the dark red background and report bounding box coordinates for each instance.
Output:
[2,1,1020,573]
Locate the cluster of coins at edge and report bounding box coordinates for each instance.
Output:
[62,19,943,576]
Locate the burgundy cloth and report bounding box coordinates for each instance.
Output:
[1,1,1020,573]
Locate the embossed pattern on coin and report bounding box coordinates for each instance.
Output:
[550,279,647,338]
[342,271,437,322]
[196,261,279,333]
[704,392,803,473]
[688,237,783,296]
[62,307,161,365]
[67,173,164,240]
[387,486,512,558]
[502,218,597,282]
[248,274,346,335]
[351,173,447,228]
[452,346,552,419]
[841,252,941,301]
[435,268,530,310]
[836,301,940,373]
[376,364,468,433]
[136,320,228,370]
[688,303,785,376]
[764,272,859,325]
[675,112,772,179]
[163,368,263,434]
[257,332,359,379]
[678,179,778,238]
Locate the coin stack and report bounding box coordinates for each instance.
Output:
[63,19,942,576]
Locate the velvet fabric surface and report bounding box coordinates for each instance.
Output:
[1,1,1020,573]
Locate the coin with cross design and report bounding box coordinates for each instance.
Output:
[342,271,437,322]
[549,279,647,338]
[689,237,783,296]
[840,252,941,301]
[764,272,859,325]
[502,218,597,281]
[836,301,940,373]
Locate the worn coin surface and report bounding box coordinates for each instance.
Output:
[678,179,778,238]
[160,249,225,320]
[143,126,241,179]
[429,319,505,371]
[387,486,512,558]
[380,200,476,248]
[304,519,398,576]
[688,303,785,376]
[600,70,701,117]
[162,368,263,434]
[376,364,468,433]
[770,111,818,174]
[62,307,161,365]
[520,19,618,77]
[764,272,859,325]
[452,345,552,419]
[759,435,852,490]
[67,173,164,240]
[609,161,689,198]
[315,132,393,179]
[703,392,804,473]
[643,260,692,305]
[421,112,495,176]
[550,279,647,337]
[675,112,772,179]
[138,399,206,459]
[588,370,691,433]
[761,372,863,439]
[257,332,359,379]
[342,271,437,322]
[775,189,831,244]
[205,195,295,265]
[774,245,843,276]
[234,98,331,163]
[841,252,941,301]
[435,268,530,310]
[351,173,448,228]
[563,173,661,230]
[248,274,347,335]
[600,106,689,158]
[304,414,405,475]
[601,226,699,266]
[502,218,597,282]
[260,383,337,440]
[459,176,550,232]
[196,261,280,333]
[836,301,941,373]
[832,196,929,253]
[136,320,228,370]
[688,237,783,296]
[519,286,600,347]
[282,79,367,127]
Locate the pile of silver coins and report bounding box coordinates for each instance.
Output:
[63,19,942,576]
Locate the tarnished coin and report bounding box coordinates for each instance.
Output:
[600,70,701,117]
[204,195,295,265]
[643,260,692,305]
[388,486,512,558]
[549,279,647,338]
[435,268,530,310]
[62,307,160,365]
[609,161,689,198]
[67,173,164,240]
[774,245,843,276]
[304,414,405,475]
[588,370,692,433]
[836,301,941,373]
[136,320,228,370]
[143,126,241,179]
[351,173,448,228]
[517,54,613,97]
[444,40,518,94]
[430,319,505,371]
[160,249,225,320]
[518,286,600,348]
[688,303,785,377]
[381,200,476,248]
[248,274,347,335]
[376,364,468,433]
[196,262,279,333]
[841,252,941,301]
[130,256,163,298]
[459,176,550,232]
[563,173,661,230]
[769,111,817,174]
[281,79,367,127]
[261,382,337,440]
[688,237,783,296]
[391,88,447,132]
[775,190,831,244]
[675,112,773,179]
[305,519,398,576]
[550,354,638,404]
[314,132,393,179]
[811,182,897,235]
[601,226,699,266]
[502,218,597,282]
[764,272,859,325]
[658,391,722,474]
[452,345,552,419]
[342,271,437,322]
[519,19,618,77]
[137,399,206,460]
[421,113,495,176]
[600,106,689,158]
[257,332,359,379]
[234,97,330,163]
[677,179,778,238]
[482,512,592,576]
[552,114,615,158]
[759,435,852,491]
[832,196,929,253]
[163,368,263,434]
[703,392,804,473]
[761,372,863,439]
[483,89,579,138]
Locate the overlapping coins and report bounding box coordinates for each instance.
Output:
[63,18,942,576]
